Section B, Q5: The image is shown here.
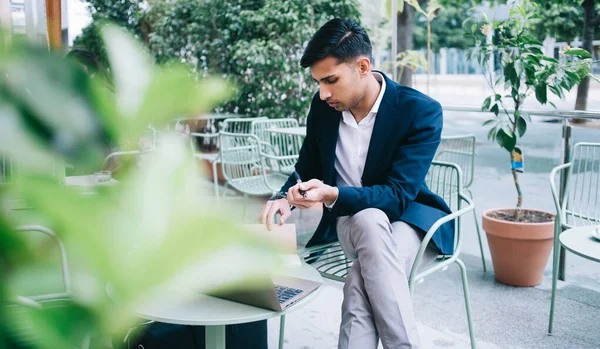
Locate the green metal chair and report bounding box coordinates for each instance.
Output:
[548,142,600,334]
[251,118,301,175]
[221,117,268,134]
[218,131,288,218]
[4,225,78,347]
[297,161,476,349]
[434,135,487,272]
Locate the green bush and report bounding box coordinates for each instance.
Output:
[74,0,361,120]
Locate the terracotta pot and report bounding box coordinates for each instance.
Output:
[482,208,555,287]
[196,155,226,184]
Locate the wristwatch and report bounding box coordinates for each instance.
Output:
[269,191,287,201]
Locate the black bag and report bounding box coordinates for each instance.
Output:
[117,320,268,349]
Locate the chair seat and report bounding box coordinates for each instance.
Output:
[228,173,288,196]
[299,242,353,282]
[195,153,219,162]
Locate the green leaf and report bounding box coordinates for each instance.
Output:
[496,128,517,152]
[535,83,547,104]
[482,119,496,126]
[487,126,497,141]
[490,103,499,116]
[482,96,492,111]
[101,23,154,117]
[471,23,477,34]
[565,71,582,85]
[516,116,527,137]
[520,112,531,122]
[564,48,592,58]
[539,56,558,64]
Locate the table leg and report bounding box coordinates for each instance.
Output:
[205,325,226,349]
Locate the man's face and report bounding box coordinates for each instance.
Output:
[310,56,367,112]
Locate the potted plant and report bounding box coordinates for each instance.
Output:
[467,1,597,286]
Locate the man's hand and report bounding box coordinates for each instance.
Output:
[287,179,339,209]
[259,198,292,231]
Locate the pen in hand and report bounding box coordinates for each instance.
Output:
[293,171,308,198]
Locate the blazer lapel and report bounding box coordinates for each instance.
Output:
[320,110,341,185]
[362,82,396,183]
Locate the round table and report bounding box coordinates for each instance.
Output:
[114,262,322,349]
[560,225,600,263]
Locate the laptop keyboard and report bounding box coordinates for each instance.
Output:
[275,285,303,304]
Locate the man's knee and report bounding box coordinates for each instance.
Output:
[348,208,391,241]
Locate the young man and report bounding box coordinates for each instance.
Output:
[259,18,453,349]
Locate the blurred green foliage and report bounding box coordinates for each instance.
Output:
[0,25,279,349]
[414,2,480,53]
[74,0,361,120]
[528,0,600,44]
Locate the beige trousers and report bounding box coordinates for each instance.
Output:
[336,208,438,349]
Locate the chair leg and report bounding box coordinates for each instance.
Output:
[456,258,476,349]
[279,315,286,349]
[466,188,487,273]
[242,194,248,221]
[212,161,220,207]
[548,223,562,335]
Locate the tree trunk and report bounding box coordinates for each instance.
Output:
[397,4,415,86]
[575,0,598,111]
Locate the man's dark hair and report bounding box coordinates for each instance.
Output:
[300,18,372,69]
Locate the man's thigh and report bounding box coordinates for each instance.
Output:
[336,209,433,267]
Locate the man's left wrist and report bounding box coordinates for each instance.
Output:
[324,186,339,206]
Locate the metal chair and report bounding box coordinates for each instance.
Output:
[218,132,288,218]
[251,118,301,175]
[297,161,476,348]
[4,225,77,347]
[434,134,487,272]
[548,142,600,334]
[221,117,268,134]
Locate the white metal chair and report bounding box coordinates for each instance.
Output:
[297,161,476,349]
[218,132,288,218]
[434,134,487,272]
[251,118,301,175]
[548,142,600,334]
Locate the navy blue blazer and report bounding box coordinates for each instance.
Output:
[280,72,454,255]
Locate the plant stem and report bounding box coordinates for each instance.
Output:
[512,99,522,220]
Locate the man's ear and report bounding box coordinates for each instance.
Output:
[357,57,371,77]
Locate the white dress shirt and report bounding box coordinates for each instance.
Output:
[326,72,386,208]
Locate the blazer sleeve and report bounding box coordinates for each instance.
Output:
[330,100,443,220]
[279,93,322,194]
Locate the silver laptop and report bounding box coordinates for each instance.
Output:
[210,274,321,311]
[208,224,322,311]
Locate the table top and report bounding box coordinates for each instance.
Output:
[560,225,600,263]
[65,175,119,187]
[113,262,322,326]
[266,127,307,137]
[177,113,246,121]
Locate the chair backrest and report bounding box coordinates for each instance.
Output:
[561,142,600,227]
[13,225,72,296]
[426,161,463,250]
[251,118,299,143]
[434,135,475,189]
[218,132,265,182]
[251,119,301,171]
[221,117,268,134]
